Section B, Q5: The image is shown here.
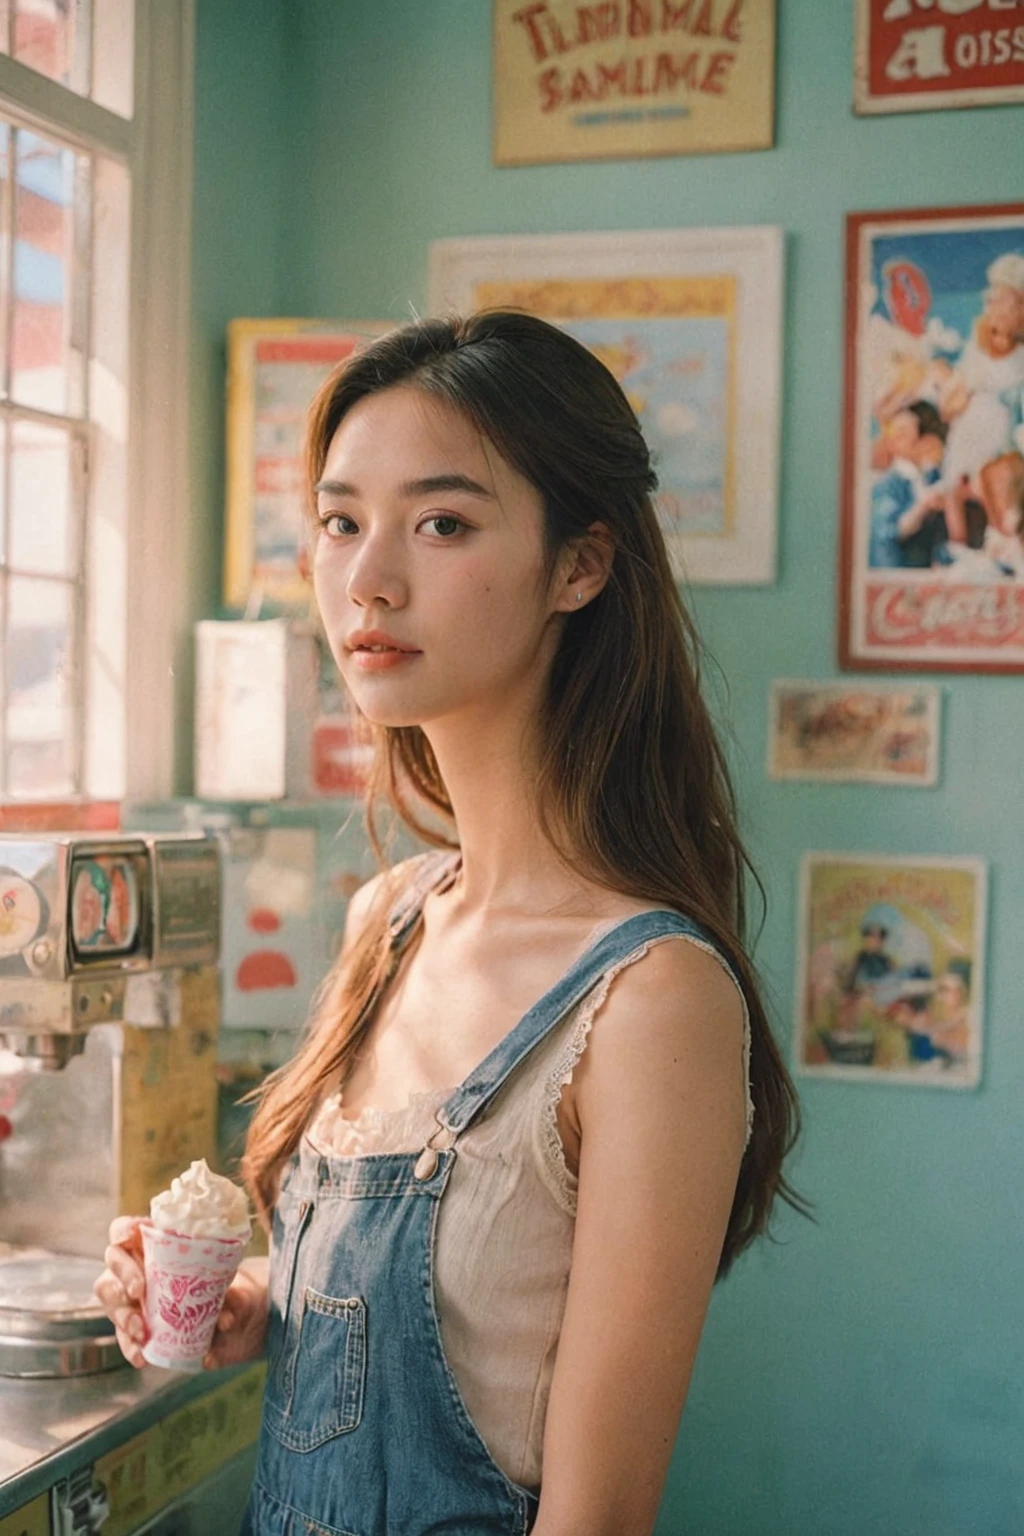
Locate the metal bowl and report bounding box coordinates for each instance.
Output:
[0,1252,127,1377]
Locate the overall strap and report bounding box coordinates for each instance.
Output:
[438,908,734,1138]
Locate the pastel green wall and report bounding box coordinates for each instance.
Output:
[191,3,1024,1532]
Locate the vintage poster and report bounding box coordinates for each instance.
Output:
[840,204,1024,672]
[223,319,392,613]
[855,1,1024,116]
[311,627,376,797]
[312,713,375,797]
[795,853,987,1090]
[429,228,783,584]
[218,825,323,1031]
[767,680,941,785]
[492,0,776,164]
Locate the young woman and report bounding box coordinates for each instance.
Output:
[96,311,804,1536]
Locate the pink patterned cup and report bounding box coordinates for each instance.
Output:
[138,1219,247,1371]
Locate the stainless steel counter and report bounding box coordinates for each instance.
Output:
[0,1357,263,1518]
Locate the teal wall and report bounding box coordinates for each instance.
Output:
[188,0,293,788]
[192,3,1024,1532]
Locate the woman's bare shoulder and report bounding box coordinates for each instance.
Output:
[570,933,747,1127]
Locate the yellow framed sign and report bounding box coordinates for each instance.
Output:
[492,0,776,166]
[224,319,392,612]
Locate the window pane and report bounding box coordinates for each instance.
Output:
[92,0,133,118]
[13,0,89,95]
[6,575,75,797]
[10,418,78,576]
[11,128,88,415]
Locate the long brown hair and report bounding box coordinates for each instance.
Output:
[241,310,808,1279]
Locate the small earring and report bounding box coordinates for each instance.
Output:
[575,592,583,603]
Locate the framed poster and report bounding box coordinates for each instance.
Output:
[840,204,1024,673]
[795,853,987,1091]
[224,319,392,613]
[492,0,777,165]
[767,680,941,785]
[854,1,1024,116]
[429,227,783,585]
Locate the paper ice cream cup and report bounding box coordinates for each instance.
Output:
[138,1219,247,1372]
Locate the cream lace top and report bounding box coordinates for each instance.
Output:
[306,908,753,1492]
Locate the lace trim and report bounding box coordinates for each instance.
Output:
[539,933,755,1216]
[307,1082,454,1155]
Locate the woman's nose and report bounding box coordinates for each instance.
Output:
[344,540,409,610]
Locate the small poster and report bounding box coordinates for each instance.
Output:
[855,1,1024,116]
[841,203,1024,672]
[311,715,375,797]
[768,680,940,785]
[224,319,391,613]
[219,826,322,1031]
[795,853,987,1090]
[430,227,783,584]
[492,0,776,165]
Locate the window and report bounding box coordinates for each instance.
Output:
[2,0,135,118]
[0,0,193,804]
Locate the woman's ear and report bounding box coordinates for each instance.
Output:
[554,521,615,612]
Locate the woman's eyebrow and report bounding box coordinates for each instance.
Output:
[314,473,495,500]
[401,474,495,499]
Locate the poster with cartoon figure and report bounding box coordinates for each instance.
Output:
[430,227,783,584]
[841,203,1024,672]
[795,853,987,1089]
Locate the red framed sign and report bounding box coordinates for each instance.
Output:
[854,1,1024,115]
[839,202,1024,674]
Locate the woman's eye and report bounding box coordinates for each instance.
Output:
[421,514,465,538]
[317,512,467,539]
[319,513,353,537]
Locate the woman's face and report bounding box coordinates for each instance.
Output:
[312,385,567,730]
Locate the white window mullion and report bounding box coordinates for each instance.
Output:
[0,51,131,161]
[122,0,194,803]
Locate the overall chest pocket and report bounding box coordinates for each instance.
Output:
[264,1285,368,1453]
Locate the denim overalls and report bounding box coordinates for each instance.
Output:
[240,857,738,1536]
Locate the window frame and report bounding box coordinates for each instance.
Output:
[0,0,195,805]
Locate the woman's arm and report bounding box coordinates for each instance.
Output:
[533,938,747,1536]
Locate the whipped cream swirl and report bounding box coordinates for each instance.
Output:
[149,1158,251,1239]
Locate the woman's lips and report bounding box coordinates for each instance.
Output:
[349,648,422,671]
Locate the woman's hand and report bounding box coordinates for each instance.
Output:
[93,1219,270,1371]
[202,1258,270,1369]
[93,1215,148,1367]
